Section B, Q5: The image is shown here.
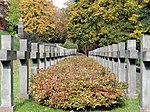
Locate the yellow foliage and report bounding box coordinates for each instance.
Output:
[128,14,139,23]
[144,0,149,3]
[19,0,56,35]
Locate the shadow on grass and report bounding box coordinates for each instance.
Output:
[14,99,32,111]
[64,103,125,112]
[14,97,139,112]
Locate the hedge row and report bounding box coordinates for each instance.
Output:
[29,56,127,110]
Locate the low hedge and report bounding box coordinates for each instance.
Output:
[29,56,127,110]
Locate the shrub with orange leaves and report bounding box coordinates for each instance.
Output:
[29,56,127,110]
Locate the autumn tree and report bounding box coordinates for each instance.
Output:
[0,0,8,30]
[50,8,68,43]
[66,0,144,54]
[19,0,56,42]
[133,0,150,38]
[139,0,150,35]
[67,0,99,54]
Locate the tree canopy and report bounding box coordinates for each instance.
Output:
[66,0,150,52]
[19,0,56,41]
[2,0,150,53]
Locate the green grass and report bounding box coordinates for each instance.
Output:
[14,98,139,112]
[14,99,65,112]
[110,98,139,112]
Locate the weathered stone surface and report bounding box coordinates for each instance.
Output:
[46,58,50,68]
[39,58,45,69]
[112,44,118,77]
[19,39,28,51]
[1,35,13,50]
[50,46,54,57]
[118,42,125,51]
[54,47,58,57]
[127,40,137,99]
[50,53,55,58]
[18,38,29,99]
[140,35,150,111]
[30,52,39,59]
[0,50,16,60]
[118,42,126,82]
[112,44,118,58]
[31,43,38,52]
[141,35,150,50]
[39,53,46,59]
[108,45,112,57]
[0,35,16,112]
[127,50,138,59]
[142,50,150,61]
[17,51,30,59]
[31,59,38,75]
[18,59,29,99]
[45,53,50,58]
[0,60,14,112]
[127,40,136,50]
[45,45,50,58]
[112,51,118,58]
[140,107,150,112]
[18,18,24,39]
[0,105,15,112]
[118,50,126,58]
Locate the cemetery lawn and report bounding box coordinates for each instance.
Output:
[14,97,139,112]
[13,60,139,112]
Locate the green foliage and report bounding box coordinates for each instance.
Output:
[0,31,9,35]
[60,39,78,49]
[7,0,20,35]
[29,56,127,111]
[66,0,150,51]
[136,1,150,35]
[13,35,19,50]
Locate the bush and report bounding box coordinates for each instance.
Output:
[60,39,78,49]
[29,56,127,110]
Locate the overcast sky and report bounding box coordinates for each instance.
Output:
[53,0,69,8]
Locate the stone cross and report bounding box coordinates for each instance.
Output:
[38,44,46,69]
[118,42,126,82]
[112,44,119,77]
[108,45,113,72]
[30,43,39,74]
[54,46,58,64]
[50,45,55,65]
[140,35,150,111]
[127,40,138,99]
[0,35,16,112]
[45,44,50,68]
[17,39,30,99]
